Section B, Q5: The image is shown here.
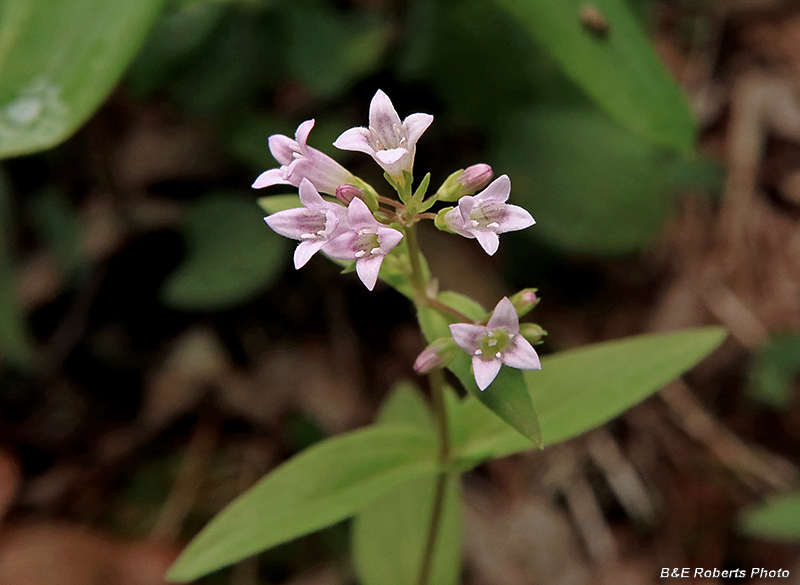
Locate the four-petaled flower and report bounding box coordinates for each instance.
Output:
[442,175,535,255]
[253,119,355,196]
[323,197,404,291]
[334,90,433,180]
[449,297,541,391]
[264,179,349,269]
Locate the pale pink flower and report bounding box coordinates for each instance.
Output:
[442,175,535,255]
[263,179,349,269]
[449,297,541,391]
[253,119,355,195]
[322,197,403,291]
[333,90,433,179]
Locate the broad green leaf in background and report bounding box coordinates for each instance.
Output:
[126,2,225,100]
[282,0,391,99]
[0,0,165,158]
[257,194,302,214]
[162,194,287,310]
[450,326,727,467]
[747,332,800,409]
[491,0,696,151]
[398,0,583,126]
[353,383,462,585]
[738,490,800,543]
[496,107,672,255]
[417,302,542,446]
[167,424,439,582]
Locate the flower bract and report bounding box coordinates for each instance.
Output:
[442,174,535,255]
[449,297,541,390]
[333,90,433,180]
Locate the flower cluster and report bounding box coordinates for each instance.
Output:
[255,90,542,389]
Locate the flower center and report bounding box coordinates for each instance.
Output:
[298,210,330,241]
[474,328,514,360]
[469,202,507,231]
[369,124,407,152]
[353,228,382,259]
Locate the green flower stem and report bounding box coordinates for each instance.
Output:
[404,221,453,585]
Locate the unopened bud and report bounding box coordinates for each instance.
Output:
[335,183,363,205]
[413,338,458,374]
[436,164,494,202]
[459,164,493,193]
[509,288,539,317]
[519,323,547,345]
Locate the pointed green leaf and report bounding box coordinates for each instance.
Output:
[354,473,461,585]
[436,291,489,322]
[0,0,165,158]
[452,326,727,466]
[738,490,800,543]
[167,425,438,582]
[492,0,695,151]
[353,383,461,585]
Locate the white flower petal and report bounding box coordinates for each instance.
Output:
[294,239,325,269]
[486,297,520,333]
[449,323,485,353]
[252,168,290,189]
[502,337,541,370]
[403,112,433,145]
[333,127,375,155]
[473,230,500,255]
[472,356,502,391]
[477,175,511,203]
[356,254,384,291]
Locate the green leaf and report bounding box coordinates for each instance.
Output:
[738,490,800,543]
[747,333,800,409]
[0,0,165,158]
[437,291,488,322]
[491,0,695,151]
[496,107,672,255]
[167,424,438,582]
[452,326,727,466]
[353,383,461,585]
[256,194,302,214]
[354,474,461,585]
[282,0,391,98]
[126,2,225,100]
[417,305,542,446]
[162,194,287,310]
[375,381,435,433]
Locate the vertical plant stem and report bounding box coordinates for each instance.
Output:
[417,368,451,585]
[404,222,453,585]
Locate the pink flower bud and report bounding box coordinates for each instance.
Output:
[459,164,493,193]
[509,288,539,317]
[519,323,547,345]
[413,338,457,374]
[335,183,363,205]
[413,348,440,374]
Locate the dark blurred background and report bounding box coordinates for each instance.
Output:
[2,0,800,583]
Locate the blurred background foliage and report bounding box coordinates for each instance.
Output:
[2,0,800,583]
